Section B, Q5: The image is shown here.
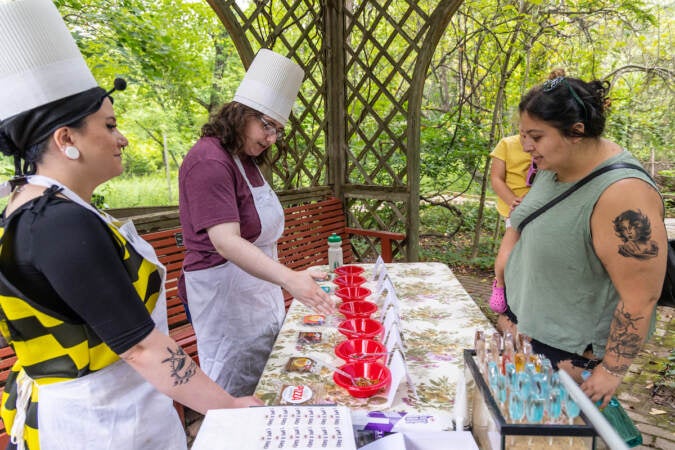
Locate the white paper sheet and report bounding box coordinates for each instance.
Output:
[191,405,357,450]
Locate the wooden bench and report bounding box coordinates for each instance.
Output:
[0,196,404,438]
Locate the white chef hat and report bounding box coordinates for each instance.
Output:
[233,49,304,126]
[0,0,125,161]
[0,0,97,121]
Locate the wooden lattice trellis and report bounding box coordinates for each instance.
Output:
[207,0,463,261]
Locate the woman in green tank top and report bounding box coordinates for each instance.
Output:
[499,76,666,408]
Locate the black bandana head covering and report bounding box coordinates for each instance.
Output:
[0,78,126,171]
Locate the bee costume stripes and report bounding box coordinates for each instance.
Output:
[0,177,186,450]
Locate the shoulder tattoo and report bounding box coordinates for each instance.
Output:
[162,345,198,386]
[612,209,658,260]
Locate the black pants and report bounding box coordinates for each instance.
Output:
[505,307,600,371]
[530,338,601,371]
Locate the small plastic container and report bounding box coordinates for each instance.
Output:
[334,265,365,276]
[333,275,367,289]
[333,361,391,398]
[337,318,384,340]
[334,338,386,364]
[335,286,371,302]
[338,301,378,320]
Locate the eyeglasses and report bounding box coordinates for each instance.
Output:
[258,116,285,141]
[541,76,588,119]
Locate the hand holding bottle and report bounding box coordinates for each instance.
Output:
[580,365,622,408]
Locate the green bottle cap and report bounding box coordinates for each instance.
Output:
[327,233,342,243]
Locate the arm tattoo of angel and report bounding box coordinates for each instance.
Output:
[162,345,197,386]
[606,303,643,371]
[612,210,658,260]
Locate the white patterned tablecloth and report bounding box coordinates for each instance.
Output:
[253,262,495,430]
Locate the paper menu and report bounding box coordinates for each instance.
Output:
[191,405,357,450]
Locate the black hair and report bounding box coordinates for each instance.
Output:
[201,102,278,165]
[613,210,652,243]
[23,115,88,172]
[519,77,610,138]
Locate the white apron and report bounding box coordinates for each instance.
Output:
[185,156,286,396]
[18,175,187,450]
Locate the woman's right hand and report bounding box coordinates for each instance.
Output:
[284,270,335,315]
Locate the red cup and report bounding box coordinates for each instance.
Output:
[333,275,367,289]
[337,318,384,340]
[335,286,371,303]
[338,301,377,320]
[333,361,391,398]
[334,338,386,364]
[334,265,365,276]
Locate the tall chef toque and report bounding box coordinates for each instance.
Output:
[233,49,304,126]
[0,0,126,177]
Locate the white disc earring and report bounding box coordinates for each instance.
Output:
[64,146,80,160]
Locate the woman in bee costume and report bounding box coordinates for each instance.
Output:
[0,1,261,449]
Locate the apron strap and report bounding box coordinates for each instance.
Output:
[10,370,32,450]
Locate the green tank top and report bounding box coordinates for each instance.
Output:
[505,151,658,358]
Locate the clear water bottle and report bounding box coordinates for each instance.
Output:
[327,233,343,272]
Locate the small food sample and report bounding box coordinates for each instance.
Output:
[303,314,326,326]
[285,357,316,373]
[355,377,379,387]
[297,331,322,344]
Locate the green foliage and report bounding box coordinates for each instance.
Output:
[419,200,500,271]
[420,117,490,195]
[121,145,161,176]
[95,174,178,208]
[54,0,241,178]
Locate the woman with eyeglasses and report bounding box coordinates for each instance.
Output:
[500,76,666,407]
[178,49,334,396]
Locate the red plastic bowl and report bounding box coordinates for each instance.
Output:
[333,274,367,289]
[337,318,384,340]
[333,361,392,398]
[338,301,377,320]
[334,265,365,276]
[334,338,386,364]
[335,286,372,303]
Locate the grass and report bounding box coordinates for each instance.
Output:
[95,174,179,209]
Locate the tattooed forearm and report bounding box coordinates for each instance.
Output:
[605,303,644,363]
[612,209,658,260]
[161,345,197,386]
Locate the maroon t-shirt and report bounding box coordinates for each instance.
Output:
[178,136,265,273]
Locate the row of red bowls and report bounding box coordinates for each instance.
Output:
[330,265,392,398]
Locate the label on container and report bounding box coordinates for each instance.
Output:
[281,384,314,404]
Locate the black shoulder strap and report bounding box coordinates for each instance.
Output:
[517,162,651,233]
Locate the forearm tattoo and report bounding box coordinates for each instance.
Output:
[605,302,643,372]
[161,345,197,386]
[612,209,659,260]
